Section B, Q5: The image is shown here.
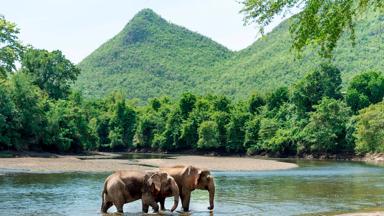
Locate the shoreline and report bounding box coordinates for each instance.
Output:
[1,151,383,174]
[0,152,298,173]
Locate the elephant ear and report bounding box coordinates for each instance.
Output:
[184,166,202,188]
[148,173,161,193]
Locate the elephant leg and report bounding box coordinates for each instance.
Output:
[159,197,166,210]
[115,202,124,213]
[142,203,149,213]
[182,191,191,212]
[101,201,113,213]
[150,201,159,213]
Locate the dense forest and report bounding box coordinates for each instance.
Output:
[77,9,384,100]
[1,15,384,157]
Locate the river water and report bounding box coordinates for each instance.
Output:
[0,159,384,215]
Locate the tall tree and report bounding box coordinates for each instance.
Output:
[292,64,342,113]
[354,101,384,154]
[346,71,384,112]
[9,73,46,150]
[197,121,220,150]
[241,0,384,57]
[299,98,351,155]
[0,80,20,149]
[21,48,80,99]
[0,16,23,78]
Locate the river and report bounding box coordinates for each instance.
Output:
[0,159,383,215]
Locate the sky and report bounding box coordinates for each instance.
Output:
[2,0,291,63]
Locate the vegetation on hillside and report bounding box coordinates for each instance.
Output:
[77,9,232,100]
[241,0,384,57]
[76,9,384,101]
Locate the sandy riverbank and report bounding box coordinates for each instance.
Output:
[0,152,297,173]
[336,212,384,216]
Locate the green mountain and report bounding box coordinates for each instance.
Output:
[77,9,384,100]
[76,9,232,100]
[207,12,384,96]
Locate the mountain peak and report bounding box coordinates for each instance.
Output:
[135,8,159,17]
[130,8,164,24]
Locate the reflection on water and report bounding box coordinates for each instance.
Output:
[0,161,384,215]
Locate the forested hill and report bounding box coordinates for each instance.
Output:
[76,9,232,100]
[76,9,384,100]
[208,12,384,96]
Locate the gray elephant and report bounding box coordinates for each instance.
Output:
[161,165,215,212]
[101,170,179,213]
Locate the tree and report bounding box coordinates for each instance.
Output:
[0,16,23,78]
[0,80,20,149]
[241,0,384,57]
[212,95,231,113]
[44,96,97,152]
[292,64,342,113]
[266,87,289,111]
[108,99,137,150]
[226,109,249,153]
[346,71,384,112]
[248,93,265,114]
[179,92,196,118]
[299,98,351,155]
[211,111,230,148]
[9,73,46,150]
[21,48,80,99]
[354,102,384,154]
[256,117,280,153]
[197,121,220,150]
[243,116,261,151]
[135,112,160,149]
[161,108,183,150]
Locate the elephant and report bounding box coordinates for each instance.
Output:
[100,170,179,214]
[160,165,215,212]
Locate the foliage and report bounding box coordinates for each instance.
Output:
[21,48,80,99]
[0,80,19,149]
[292,64,342,113]
[226,109,249,153]
[241,0,384,57]
[77,9,232,100]
[9,73,46,150]
[248,93,265,114]
[299,98,351,155]
[266,87,289,111]
[197,121,220,150]
[74,9,384,101]
[44,97,96,152]
[2,15,384,157]
[346,71,384,112]
[0,16,23,78]
[354,102,384,154]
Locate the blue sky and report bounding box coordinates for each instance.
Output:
[2,0,293,63]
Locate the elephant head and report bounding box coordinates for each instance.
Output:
[142,172,161,212]
[142,171,179,212]
[184,166,215,210]
[158,172,180,211]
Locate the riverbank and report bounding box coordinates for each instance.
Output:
[0,152,298,173]
[336,212,384,216]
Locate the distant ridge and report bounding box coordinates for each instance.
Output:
[76,9,384,99]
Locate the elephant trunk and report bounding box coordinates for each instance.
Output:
[170,180,179,212]
[208,181,215,210]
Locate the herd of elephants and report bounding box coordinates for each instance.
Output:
[101,165,215,213]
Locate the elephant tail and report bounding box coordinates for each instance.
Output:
[101,180,108,213]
